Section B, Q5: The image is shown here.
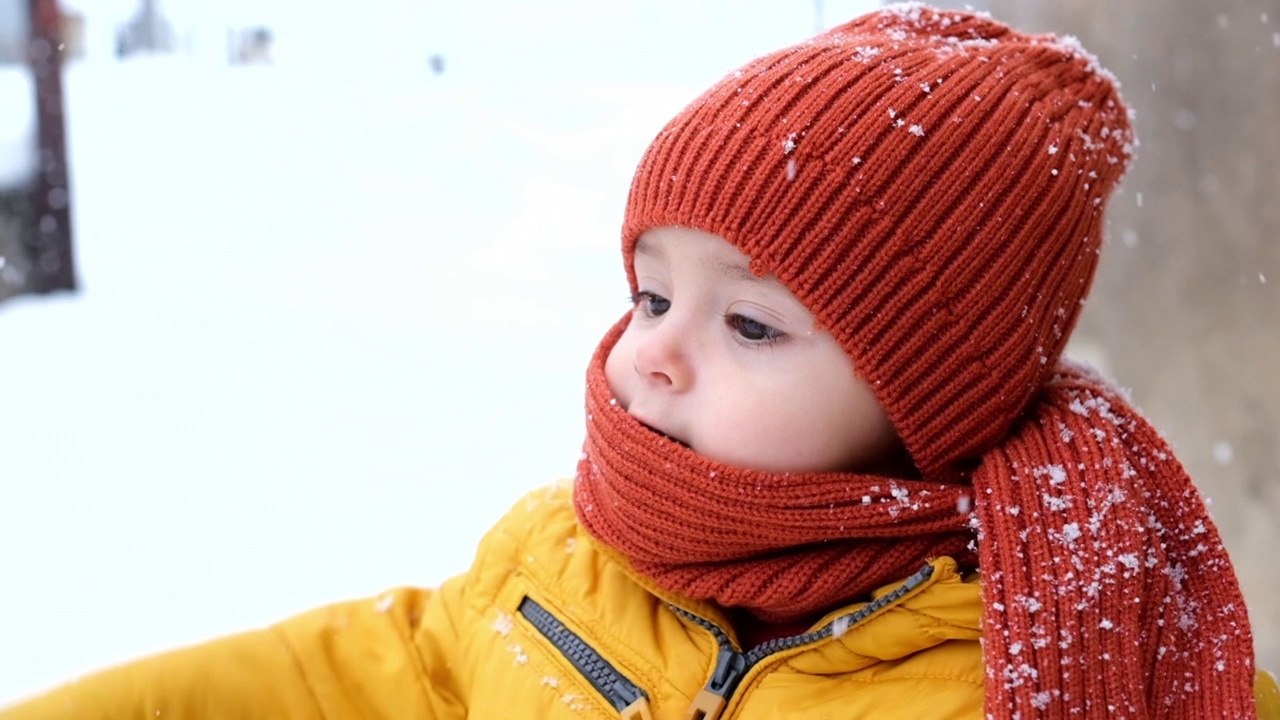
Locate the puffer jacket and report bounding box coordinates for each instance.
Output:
[2,481,1275,719]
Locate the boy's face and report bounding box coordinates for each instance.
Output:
[604,227,904,475]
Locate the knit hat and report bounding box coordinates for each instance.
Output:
[621,2,1134,482]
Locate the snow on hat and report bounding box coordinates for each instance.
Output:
[620,2,1135,482]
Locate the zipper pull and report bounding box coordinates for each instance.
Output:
[686,646,748,720]
[619,695,653,720]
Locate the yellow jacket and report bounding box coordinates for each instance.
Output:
[3,482,1275,719]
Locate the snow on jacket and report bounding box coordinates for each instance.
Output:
[2,481,1275,719]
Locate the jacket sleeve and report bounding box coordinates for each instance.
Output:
[0,577,469,720]
[1259,669,1280,720]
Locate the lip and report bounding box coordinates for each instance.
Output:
[628,411,691,449]
[644,424,691,449]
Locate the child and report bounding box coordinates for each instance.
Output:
[3,4,1276,719]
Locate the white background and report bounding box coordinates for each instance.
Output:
[0,0,877,705]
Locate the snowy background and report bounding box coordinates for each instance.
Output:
[0,0,879,705]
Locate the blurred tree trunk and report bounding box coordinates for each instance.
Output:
[930,0,1280,676]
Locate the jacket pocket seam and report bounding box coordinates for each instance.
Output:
[519,564,691,709]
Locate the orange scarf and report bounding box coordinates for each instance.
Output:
[575,321,1257,717]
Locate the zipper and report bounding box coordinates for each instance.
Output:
[676,563,936,720]
[518,597,653,720]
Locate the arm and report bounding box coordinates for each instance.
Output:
[0,625,323,720]
[0,580,468,720]
[1260,669,1280,720]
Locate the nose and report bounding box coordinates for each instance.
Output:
[631,322,693,392]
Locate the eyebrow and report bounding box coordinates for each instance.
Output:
[635,238,769,284]
[707,258,769,284]
[634,238,664,261]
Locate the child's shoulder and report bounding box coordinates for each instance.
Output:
[466,480,591,586]
[489,479,580,547]
[461,480,665,629]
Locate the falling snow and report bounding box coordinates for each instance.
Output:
[0,5,1269,714]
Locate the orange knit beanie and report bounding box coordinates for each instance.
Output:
[621,3,1133,483]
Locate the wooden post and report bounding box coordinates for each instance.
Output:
[26,0,74,295]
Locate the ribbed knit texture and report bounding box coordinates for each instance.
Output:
[621,4,1134,484]
[970,360,1255,718]
[574,3,1257,717]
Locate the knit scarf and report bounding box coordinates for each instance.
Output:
[573,321,1257,718]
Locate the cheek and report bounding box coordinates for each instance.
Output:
[603,332,634,404]
[695,375,827,470]
[817,380,901,469]
[731,359,897,474]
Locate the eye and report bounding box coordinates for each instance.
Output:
[631,290,671,318]
[726,313,783,343]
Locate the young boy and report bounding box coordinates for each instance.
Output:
[3,4,1276,719]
